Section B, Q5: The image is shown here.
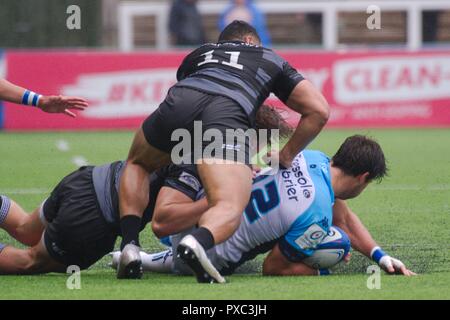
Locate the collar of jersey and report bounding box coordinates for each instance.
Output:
[217,40,246,45]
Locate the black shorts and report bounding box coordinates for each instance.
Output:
[155,164,202,201]
[42,166,118,270]
[142,86,253,165]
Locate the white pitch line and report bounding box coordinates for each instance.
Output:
[371,184,450,191]
[0,188,49,195]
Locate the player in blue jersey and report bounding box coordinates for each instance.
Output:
[110,135,415,281]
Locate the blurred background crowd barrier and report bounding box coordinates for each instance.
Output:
[1,0,450,130]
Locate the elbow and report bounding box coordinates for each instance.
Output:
[314,100,330,127]
[151,209,172,238]
[151,220,171,239]
[262,260,279,276]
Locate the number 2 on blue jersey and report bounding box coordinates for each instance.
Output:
[244,180,280,223]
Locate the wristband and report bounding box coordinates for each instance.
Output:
[370,246,387,264]
[22,90,42,107]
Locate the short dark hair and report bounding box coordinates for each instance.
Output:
[332,135,388,182]
[218,20,261,43]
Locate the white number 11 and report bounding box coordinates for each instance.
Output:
[198,50,244,70]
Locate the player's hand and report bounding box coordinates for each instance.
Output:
[38,95,88,118]
[343,252,352,264]
[379,255,417,276]
[278,149,294,169]
[251,165,261,178]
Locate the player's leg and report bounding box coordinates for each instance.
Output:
[117,127,171,278]
[0,239,65,275]
[110,249,174,274]
[117,87,206,278]
[197,161,252,243]
[0,196,45,247]
[177,98,254,283]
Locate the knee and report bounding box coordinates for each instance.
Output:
[218,198,247,214]
[14,225,41,247]
[213,201,244,224]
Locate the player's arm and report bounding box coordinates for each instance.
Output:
[262,243,319,276]
[152,187,208,238]
[333,199,416,276]
[280,80,330,167]
[0,79,88,117]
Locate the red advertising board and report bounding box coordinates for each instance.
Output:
[4,50,450,130]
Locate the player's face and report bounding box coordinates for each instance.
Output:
[340,174,370,199]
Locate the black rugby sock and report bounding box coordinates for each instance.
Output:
[190,227,215,251]
[120,215,141,250]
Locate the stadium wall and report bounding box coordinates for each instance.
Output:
[2,49,450,130]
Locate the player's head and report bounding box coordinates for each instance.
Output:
[218,20,262,46]
[331,135,387,199]
[256,104,293,142]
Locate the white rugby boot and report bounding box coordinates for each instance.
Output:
[116,244,143,279]
[176,235,226,284]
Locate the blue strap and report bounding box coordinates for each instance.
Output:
[22,90,30,105]
[371,247,387,263]
[319,269,331,276]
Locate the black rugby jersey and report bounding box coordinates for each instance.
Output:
[175,41,305,121]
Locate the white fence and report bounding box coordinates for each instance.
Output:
[118,0,450,51]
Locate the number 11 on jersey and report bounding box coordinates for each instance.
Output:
[198,50,244,70]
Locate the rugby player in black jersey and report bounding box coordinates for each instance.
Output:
[116,20,330,281]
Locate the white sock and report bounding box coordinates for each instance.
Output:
[141,249,173,273]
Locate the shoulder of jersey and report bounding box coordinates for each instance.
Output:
[302,150,330,162]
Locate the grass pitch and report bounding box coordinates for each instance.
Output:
[0,129,449,299]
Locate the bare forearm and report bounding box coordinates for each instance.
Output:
[263,261,317,276]
[262,245,318,276]
[281,112,328,164]
[281,80,330,165]
[333,201,378,258]
[153,198,209,237]
[0,79,27,104]
[345,212,378,258]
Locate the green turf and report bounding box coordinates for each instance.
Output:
[0,129,449,299]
